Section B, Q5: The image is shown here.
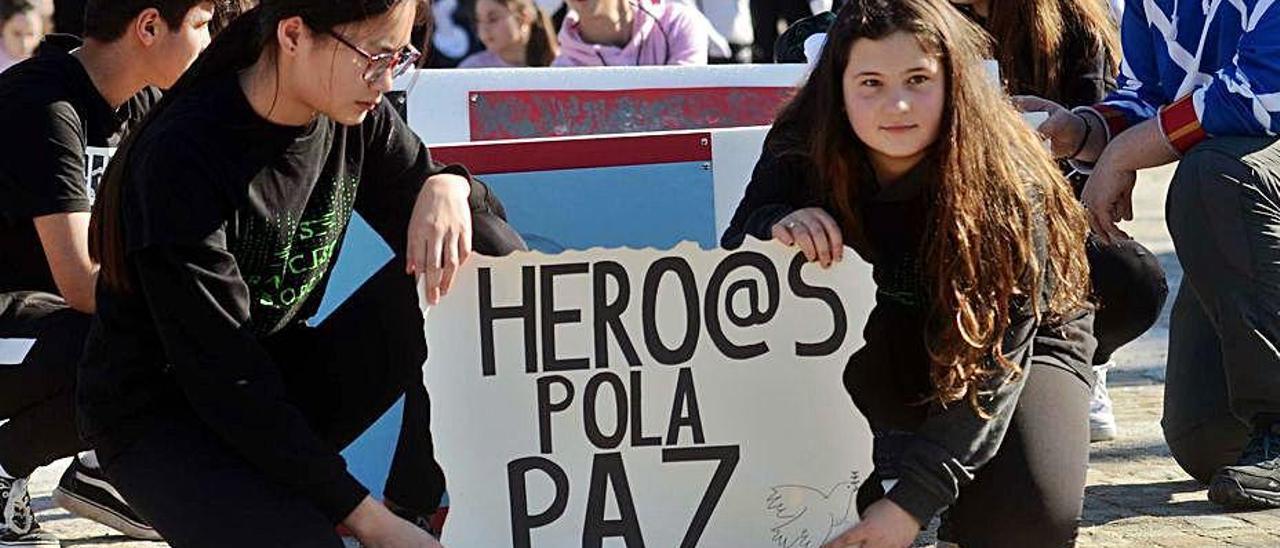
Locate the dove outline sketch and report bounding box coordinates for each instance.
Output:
[765,473,860,548]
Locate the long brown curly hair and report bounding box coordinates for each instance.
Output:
[981,0,1120,101]
[773,0,1091,411]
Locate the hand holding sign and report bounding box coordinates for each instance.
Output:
[423,239,876,547]
[772,207,844,268]
[408,173,473,305]
[344,496,445,548]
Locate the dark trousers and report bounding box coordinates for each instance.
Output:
[750,0,812,62]
[1162,136,1280,483]
[857,364,1091,547]
[1086,235,1168,365]
[853,308,1094,547]
[939,364,1091,546]
[0,291,90,478]
[100,211,526,547]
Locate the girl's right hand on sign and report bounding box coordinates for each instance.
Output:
[362,520,443,548]
[408,174,473,306]
[772,207,844,268]
[345,497,445,548]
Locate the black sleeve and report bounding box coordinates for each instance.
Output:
[883,304,1038,524]
[0,102,89,219]
[131,238,368,523]
[356,101,491,253]
[884,190,1096,524]
[720,129,821,249]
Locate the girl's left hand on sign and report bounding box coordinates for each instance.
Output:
[772,207,844,268]
[409,173,473,305]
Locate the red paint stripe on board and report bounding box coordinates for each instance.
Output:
[432,132,713,175]
[468,87,793,141]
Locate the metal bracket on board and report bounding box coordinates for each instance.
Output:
[387,90,409,122]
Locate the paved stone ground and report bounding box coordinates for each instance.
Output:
[24,163,1280,545]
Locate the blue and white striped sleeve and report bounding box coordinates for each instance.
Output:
[1162,5,1280,153]
[1082,0,1165,140]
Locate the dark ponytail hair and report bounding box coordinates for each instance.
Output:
[90,0,428,293]
[523,1,557,67]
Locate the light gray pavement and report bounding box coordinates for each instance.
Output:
[24,164,1280,546]
[1072,164,1280,547]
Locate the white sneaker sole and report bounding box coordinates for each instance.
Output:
[51,487,161,541]
[1090,422,1117,442]
[0,537,60,548]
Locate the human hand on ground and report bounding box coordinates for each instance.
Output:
[822,499,920,548]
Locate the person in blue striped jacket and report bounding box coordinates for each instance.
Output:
[1018,0,1280,510]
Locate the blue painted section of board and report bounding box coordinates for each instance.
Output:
[312,213,395,326]
[482,161,717,252]
[329,160,716,500]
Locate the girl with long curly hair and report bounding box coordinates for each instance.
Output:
[950,0,1168,445]
[723,0,1096,545]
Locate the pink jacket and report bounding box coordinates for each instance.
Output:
[458,50,519,68]
[553,0,708,66]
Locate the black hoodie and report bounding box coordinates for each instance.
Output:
[721,132,1096,524]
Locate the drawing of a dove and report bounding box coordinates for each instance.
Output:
[765,474,859,548]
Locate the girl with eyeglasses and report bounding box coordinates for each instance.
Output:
[554,0,708,66]
[78,1,524,545]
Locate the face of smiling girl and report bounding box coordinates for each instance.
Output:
[842,30,946,180]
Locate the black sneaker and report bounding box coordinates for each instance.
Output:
[0,475,59,547]
[1208,421,1280,509]
[50,458,160,540]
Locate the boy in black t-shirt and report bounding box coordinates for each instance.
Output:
[0,1,214,545]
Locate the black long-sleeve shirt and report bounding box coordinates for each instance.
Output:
[78,75,484,523]
[721,137,1096,524]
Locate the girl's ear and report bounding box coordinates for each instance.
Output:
[277,15,307,57]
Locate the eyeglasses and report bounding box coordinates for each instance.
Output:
[327,30,422,84]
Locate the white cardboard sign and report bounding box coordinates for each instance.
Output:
[423,239,877,547]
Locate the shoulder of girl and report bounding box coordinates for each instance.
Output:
[663,1,694,18]
[135,127,224,178]
[665,2,705,31]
